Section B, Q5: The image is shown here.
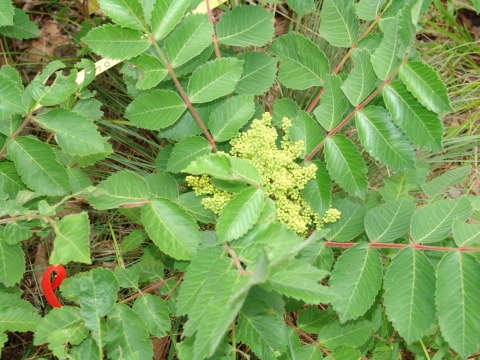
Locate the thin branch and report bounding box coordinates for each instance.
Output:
[324,241,480,252]
[206,0,221,59]
[304,64,400,161]
[223,243,247,275]
[152,40,218,152]
[120,273,182,303]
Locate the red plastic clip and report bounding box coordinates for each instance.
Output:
[41,265,67,308]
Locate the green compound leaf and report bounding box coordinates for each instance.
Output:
[324,197,366,242]
[384,247,436,344]
[36,108,105,156]
[167,136,212,173]
[183,153,233,179]
[365,198,415,243]
[318,318,373,349]
[371,14,402,80]
[265,259,334,304]
[436,252,480,359]
[104,303,153,360]
[288,111,324,158]
[330,344,362,360]
[236,52,277,95]
[71,98,103,121]
[286,0,316,15]
[132,294,171,338]
[0,0,14,26]
[216,5,274,47]
[188,58,244,104]
[230,157,262,186]
[411,196,472,244]
[145,173,178,200]
[8,136,70,196]
[83,24,151,60]
[298,240,334,272]
[297,306,336,333]
[470,195,480,221]
[399,61,453,114]
[61,267,118,316]
[237,222,303,265]
[67,168,92,193]
[474,0,480,13]
[165,14,213,68]
[70,338,99,359]
[356,0,388,20]
[142,197,201,260]
[452,219,480,247]
[114,264,142,289]
[60,267,118,350]
[302,162,332,219]
[175,192,216,224]
[217,187,265,242]
[50,213,91,265]
[0,240,25,287]
[383,80,443,151]
[97,0,147,31]
[3,221,31,245]
[272,98,300,128]
[379,159,429,202]
[0,8,39,39]
[178,247,254,360]
[268,32,330,90]
[356,106,416,171]
[209,95,255,142]
[329,243,383,322]
[29,71,77,107]
[236,293,287,359]
[313,74,349,131]
[324,134,368,199]
[0,66,25,120]
[0,161,26,199]
[125,89,186,130]
[34,307,88,347]
[87,170,149,210]
[421,165,471,199]
[158,110,202,140]
[0,293,41,332]
[121,229,148,252]
[150,0,190,41]
[129,54,168,90]
[342,49,377,106]
[176,246,225,316]
[319,0,360,47]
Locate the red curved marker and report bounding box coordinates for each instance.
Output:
[41,265,67,308]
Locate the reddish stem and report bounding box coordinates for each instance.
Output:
[206,0,221,59]
[304,67,398,162]
[324,241,480,252]
[152,39,218,152]
[306,46,355,114]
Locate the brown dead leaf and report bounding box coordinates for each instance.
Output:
[20,20,71,64]
[33,238,50,288]
[457,8,480,40]
[152,337,170,360]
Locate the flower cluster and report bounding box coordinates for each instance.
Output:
[185,174,234,214]
[186,113,340,236]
